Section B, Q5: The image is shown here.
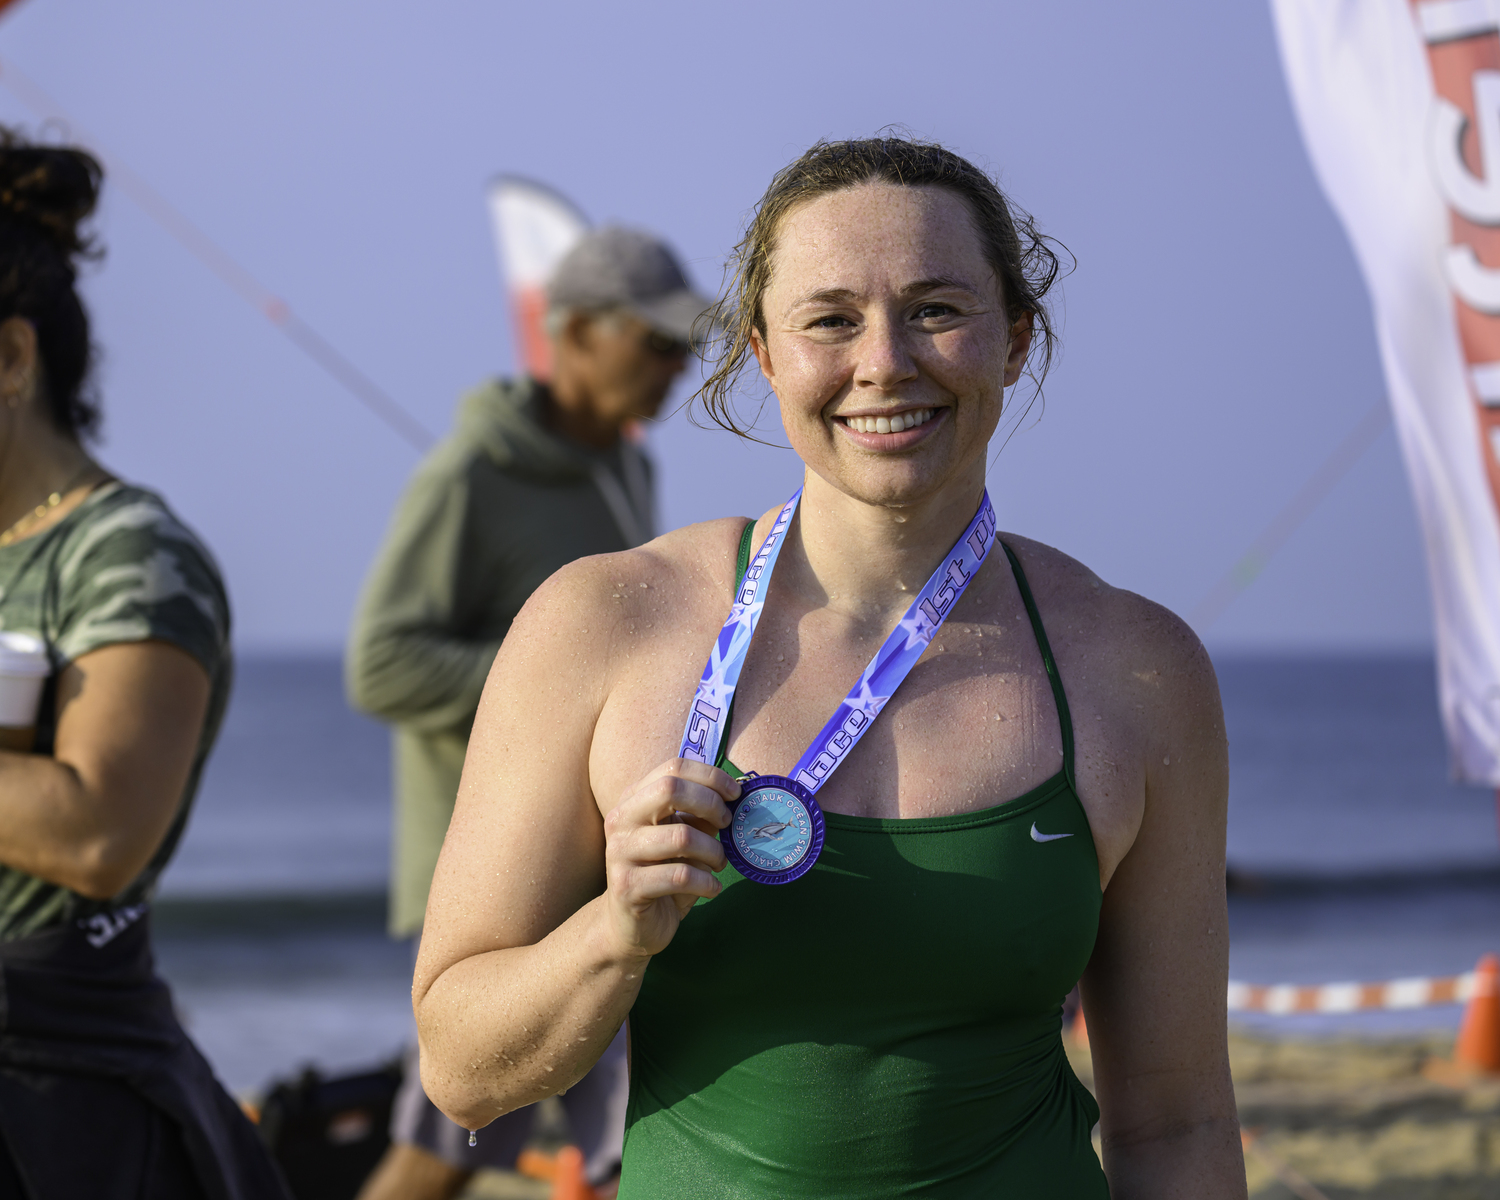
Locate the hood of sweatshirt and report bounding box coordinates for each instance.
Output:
[454,375,600,484]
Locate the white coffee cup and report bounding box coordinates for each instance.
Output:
[0,632,49,728]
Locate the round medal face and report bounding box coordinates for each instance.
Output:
[722,775,824,885]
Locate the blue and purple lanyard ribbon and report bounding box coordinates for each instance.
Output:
[679,487,997,792]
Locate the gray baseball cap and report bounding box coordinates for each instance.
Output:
[546,225,715,347]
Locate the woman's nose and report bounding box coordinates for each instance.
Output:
[854,315,918,390]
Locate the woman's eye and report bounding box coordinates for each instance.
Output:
[810,315,853,329]
[915,303,955,320]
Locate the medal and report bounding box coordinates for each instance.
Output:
[680,486,997,883]
[721,772,825,885]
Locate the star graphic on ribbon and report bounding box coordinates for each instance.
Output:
[726,593,765,640]
[702,674,731,714]
[896,608,936,653]
[848,675,889,720]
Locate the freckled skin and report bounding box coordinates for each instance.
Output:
[753,184,1019,511]
[414,182,1244,1199]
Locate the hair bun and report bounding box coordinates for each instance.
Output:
[0,130,102,260]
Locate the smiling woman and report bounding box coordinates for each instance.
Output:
[696,137,1060,443]
[414,137,1246,1199]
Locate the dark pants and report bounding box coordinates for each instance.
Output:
[0,910,290,1200]
[0,1068,204,1199]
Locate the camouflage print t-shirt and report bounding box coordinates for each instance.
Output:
[0,481,231,941]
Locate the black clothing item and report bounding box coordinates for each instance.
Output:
[0,1069,204,1199]
[0,912,290,1200]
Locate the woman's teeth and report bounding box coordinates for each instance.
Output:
[844,409,935,434]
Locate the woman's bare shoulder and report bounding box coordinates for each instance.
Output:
[996,532,1219,715]
[505,516,751,665]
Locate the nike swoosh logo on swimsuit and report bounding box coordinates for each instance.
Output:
[1030,822,1073,843]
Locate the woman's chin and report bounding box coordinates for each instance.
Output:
[798,435,986,510]
[806,460,976,512]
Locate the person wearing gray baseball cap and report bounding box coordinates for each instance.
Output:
[533,227,715,450]
[348,224,711,1200]
[548,225,713,348]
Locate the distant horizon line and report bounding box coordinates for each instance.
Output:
[222,640,1441,662]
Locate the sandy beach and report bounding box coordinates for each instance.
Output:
[1073,1030,1500,1199]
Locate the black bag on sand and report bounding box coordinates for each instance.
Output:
[256,1061,402,1200]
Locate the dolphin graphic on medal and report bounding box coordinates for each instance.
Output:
[722,771,826,885]
[678,487,998,885]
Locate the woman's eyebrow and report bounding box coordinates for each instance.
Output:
[787,286,858,309]
[786,276,978,310]
[899,275,978,296]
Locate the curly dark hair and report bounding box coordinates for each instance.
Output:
[0,127,103,438]
[694,136,1065,437]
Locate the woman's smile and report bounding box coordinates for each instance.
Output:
[834,404,947,448]
[750,182,1022,507]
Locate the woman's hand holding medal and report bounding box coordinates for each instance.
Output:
[600,757,740,959]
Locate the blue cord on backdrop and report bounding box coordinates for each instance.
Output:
[0,57,436,453]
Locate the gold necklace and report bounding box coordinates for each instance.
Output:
[0,467,95,547]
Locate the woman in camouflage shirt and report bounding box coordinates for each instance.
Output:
[0,132,288,1198]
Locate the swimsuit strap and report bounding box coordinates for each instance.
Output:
[998,540,1076,791]
[735,519,756,587]
[710,519,758,771]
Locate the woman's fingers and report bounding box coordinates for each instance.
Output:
[634,756,741,805]
[623,820,728,875]
[672,810,722,839]
[610,758,738,833]
[616,861,723,907]
[632,755,740,796]
[599,757,741,956]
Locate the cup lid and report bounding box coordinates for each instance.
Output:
[0,632,49,676]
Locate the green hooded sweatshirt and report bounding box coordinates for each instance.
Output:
[346,376,653,936]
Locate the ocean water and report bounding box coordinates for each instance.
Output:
[1217,655,1500,1037]
[157,657,392,898]
[150,653,1500,1095]
[1219,655,1499,879]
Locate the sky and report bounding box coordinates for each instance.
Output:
[0,0,1434,653]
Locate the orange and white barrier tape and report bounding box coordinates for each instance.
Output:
[1228,971,1477,1015]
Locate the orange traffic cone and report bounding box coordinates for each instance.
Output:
[551,1146,598,1200]
[1455,953,1500,1074]
[517,1148,558,1181]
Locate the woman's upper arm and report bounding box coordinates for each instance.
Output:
[1082,611,1236,1142]
[416,558,622,1001]
[52,639,212,893]
[42,498,228,896]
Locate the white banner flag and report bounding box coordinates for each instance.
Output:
[485,176,590,382]
[1271,0,1500,784]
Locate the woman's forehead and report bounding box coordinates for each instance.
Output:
[768,183,990,300]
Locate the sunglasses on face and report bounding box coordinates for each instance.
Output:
[642,329,691,358]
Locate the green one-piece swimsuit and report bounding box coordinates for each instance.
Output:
[619,525,1109,1198]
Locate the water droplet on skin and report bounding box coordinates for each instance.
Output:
[468,1130,478,1147]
